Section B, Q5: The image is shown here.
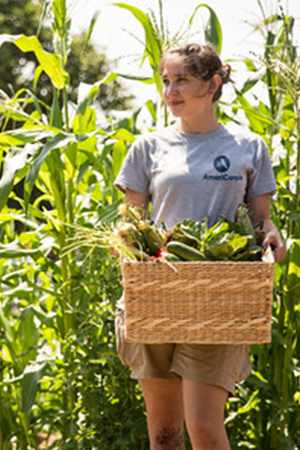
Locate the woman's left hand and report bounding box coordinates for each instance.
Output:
[248,194,286,263]
[262,219,286,263]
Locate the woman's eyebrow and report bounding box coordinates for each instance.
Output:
[163,72,189,78]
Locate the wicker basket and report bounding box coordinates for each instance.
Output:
[122,248,274,345]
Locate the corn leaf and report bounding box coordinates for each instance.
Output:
[84,11,100,47]
[235,90,277,133]
[286,239,300,298]
[111,128,136,143]
[145,99,157,122]
[0,33,21,47]
[1,284,35,299]
[52,0,68,39]
[14,35,69,89]
[0,128,52,146]
[114,4,161,69]
[113,3,162,91]
[0,241,40,258]
[73,108,96,135]
[112,140,127,178]
[19,308,39,362]
[24,133,74,207]
[189,4,223,54]
[0,105,41,126]
[34,64,44,90]
[0,145,41,212]
[20,361,47,425]
[0,305,16,346]
[0,33,69,89]
[99,71,154,85]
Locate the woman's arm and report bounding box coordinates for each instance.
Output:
[247,194,286,263]
[124,188,149,215]
[110,189,149,259]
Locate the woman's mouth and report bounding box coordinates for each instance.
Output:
[168,100,183,107]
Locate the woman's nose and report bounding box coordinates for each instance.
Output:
[164,83,177,96]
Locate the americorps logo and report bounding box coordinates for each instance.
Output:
[203,155,243,182]
[214,155,230,173]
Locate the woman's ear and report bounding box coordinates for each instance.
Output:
[209,74,222,93]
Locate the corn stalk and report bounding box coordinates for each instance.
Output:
[0,0,118,446]
[113,1,223,127]
[229,2,300,448]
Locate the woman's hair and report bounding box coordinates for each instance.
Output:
[159,42,232,102]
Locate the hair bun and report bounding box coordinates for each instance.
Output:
[220,63,232,84]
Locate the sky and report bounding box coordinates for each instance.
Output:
[66,0,300,105]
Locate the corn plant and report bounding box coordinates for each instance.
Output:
[113,1,223,127]
[1,0,299,449]
[0,0,143,448]
[225,2,300,449]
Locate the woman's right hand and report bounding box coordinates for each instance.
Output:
[109,189,148,260]
[124,188,149,214]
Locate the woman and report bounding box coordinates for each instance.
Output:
[114,43,285,450]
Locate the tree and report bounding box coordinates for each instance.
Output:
[65,34,133,111]
[0,0,132,111]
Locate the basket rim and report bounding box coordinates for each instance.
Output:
[122,246,274,265]
[122,259,273,265]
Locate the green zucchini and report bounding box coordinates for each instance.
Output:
[162,252,183,262]
[166,241,206,261]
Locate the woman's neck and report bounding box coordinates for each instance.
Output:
[178,109,220,134]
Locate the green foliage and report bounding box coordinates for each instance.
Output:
[0,0,131,115]
[113,1,223,126]
[188,3,223,54]
[225,2,300,449]
[0,0,50,95]
[0,1,143,448]
[0,1,299,449]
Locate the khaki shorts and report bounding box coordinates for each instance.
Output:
[115,310,252,396]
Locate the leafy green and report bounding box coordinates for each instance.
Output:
[168,204,262,261]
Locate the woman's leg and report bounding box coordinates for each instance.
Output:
[139,378,186,450]
[182,378,230,450]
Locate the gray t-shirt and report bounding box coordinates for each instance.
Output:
[114,123,276,228]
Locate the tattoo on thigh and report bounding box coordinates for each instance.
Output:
[155,427,185,449]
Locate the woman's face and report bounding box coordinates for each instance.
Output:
[161,54,213,119]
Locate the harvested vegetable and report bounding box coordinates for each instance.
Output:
[66,203,265,263]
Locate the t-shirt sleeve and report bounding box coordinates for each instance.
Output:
[114,138,150,198]
[245,137,277,201]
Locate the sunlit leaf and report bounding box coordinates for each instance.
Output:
[52,0,68,39]
[112,128,136,143]
[0,128,52,146]
[145,99,157,122]
[0,241,40,258]
[99,71,154,85]
[286,239,300,294]
[235,90,277,133]
[85,11,100,46]
[24,133,74,206]
[0,305,15,345]
[0,145,41,212]
[14,35,69,89]
[189,4,223,54]
[114,3,162,68]
[19,307,39,364]
[20,361,47,421]
[113,3,162,92]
